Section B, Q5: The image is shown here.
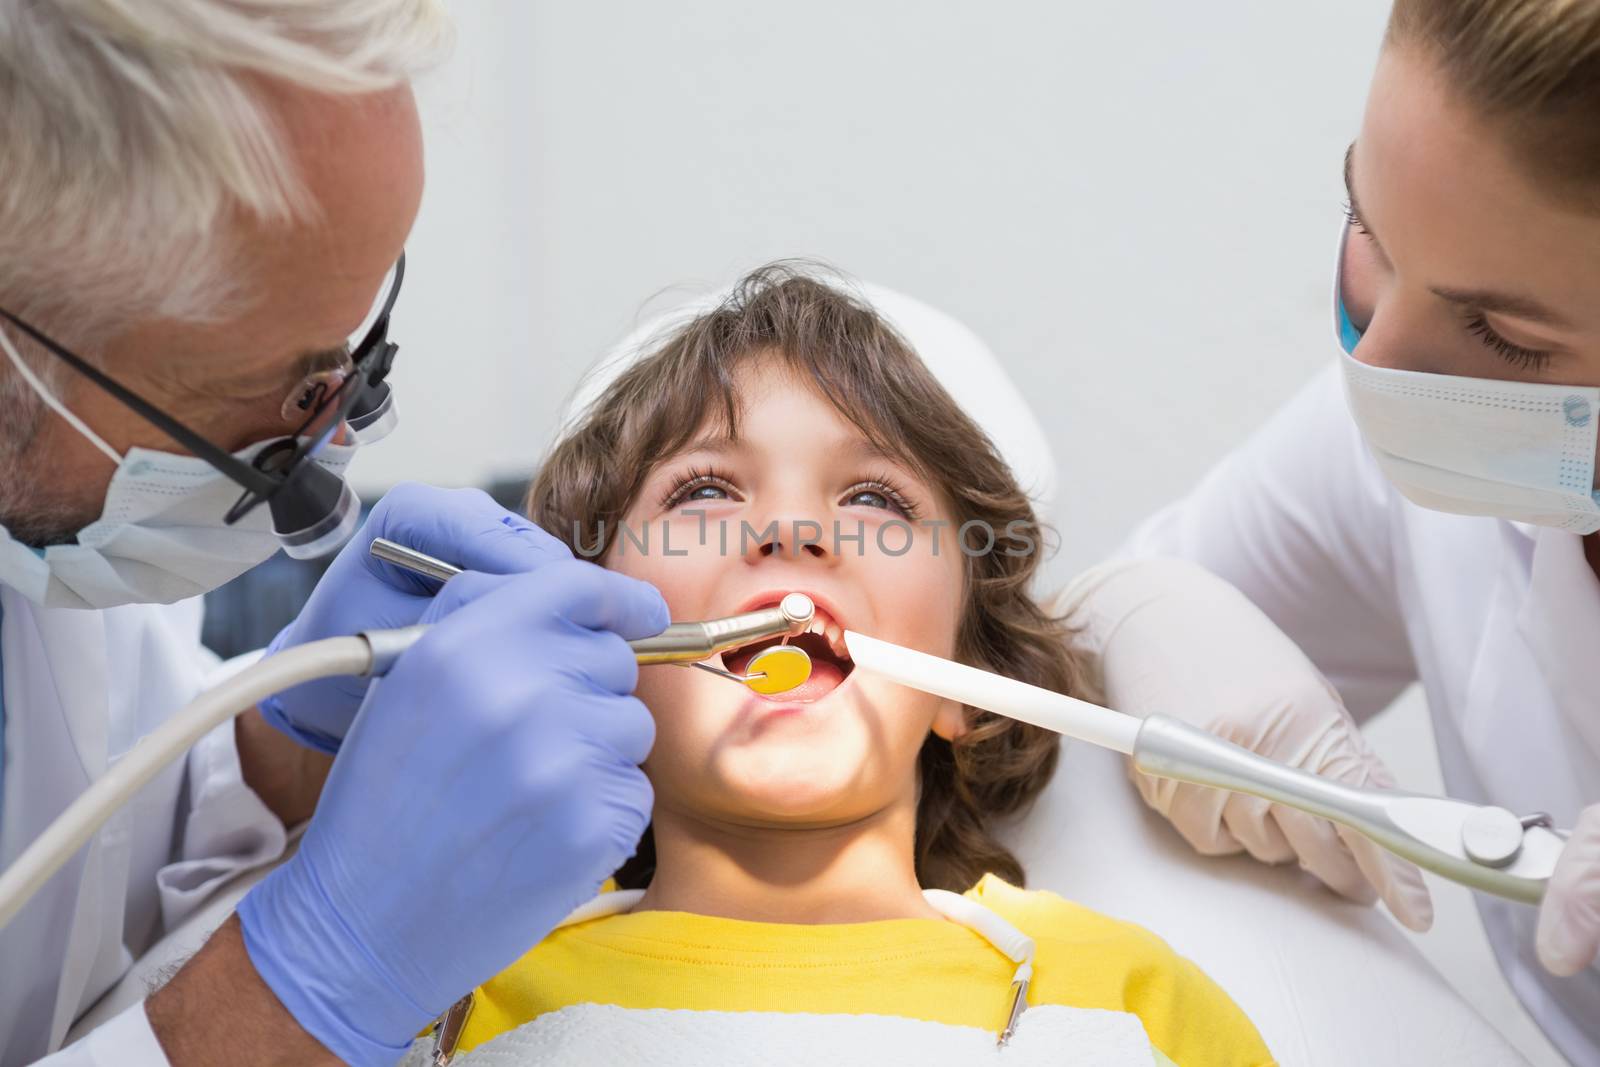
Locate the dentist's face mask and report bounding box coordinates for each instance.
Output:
[0,434,359,610]
[0,257,405,609]
[1335,225,1600,534]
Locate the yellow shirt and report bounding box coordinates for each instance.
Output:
[458,874,1275,1067]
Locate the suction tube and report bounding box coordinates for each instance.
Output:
[842,630,1140,753]
[0,634,405,930]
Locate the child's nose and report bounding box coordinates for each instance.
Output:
[756,537,826,560]
[742,514,836,564]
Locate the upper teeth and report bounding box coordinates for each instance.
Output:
[801,609,849,660]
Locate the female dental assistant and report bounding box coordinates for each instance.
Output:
[1071,1,1600,1063]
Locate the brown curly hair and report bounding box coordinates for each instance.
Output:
[526,262,1092,893]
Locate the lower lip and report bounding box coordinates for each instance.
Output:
[757,657,849,704]
[721,656,853,707]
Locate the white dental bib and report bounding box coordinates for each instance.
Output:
[405,1002,1160,1066]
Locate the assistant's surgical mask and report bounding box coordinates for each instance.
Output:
[0,321,367,608]
[1334,223,1600,533]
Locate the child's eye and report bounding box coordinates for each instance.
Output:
[845,489,890,509]
[661,468,741,510]
[840,478,918,518]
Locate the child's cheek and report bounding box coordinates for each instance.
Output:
[606,527,724,621]
[860,535,965,659]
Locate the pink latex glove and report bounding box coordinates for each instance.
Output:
[1537,804,1600,975]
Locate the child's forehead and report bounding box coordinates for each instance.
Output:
[672,360,905,464]
[669,426,903,470]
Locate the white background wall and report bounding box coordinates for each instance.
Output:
[368,0,1379,577]
[363,6,1567,1062]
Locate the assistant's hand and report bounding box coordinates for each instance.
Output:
[1058,557,1433,932]
[260,481,573,752]
[237,560,668,1066]
[1537,804,1600,975]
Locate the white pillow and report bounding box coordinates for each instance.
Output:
[1007,740,1526,1065]
[558,274,1057,516]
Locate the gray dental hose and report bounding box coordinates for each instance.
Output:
[0,542,817,931]
[0,632,409,930]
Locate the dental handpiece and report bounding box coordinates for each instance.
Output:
[629,592,815,664]
[368,537,815,666]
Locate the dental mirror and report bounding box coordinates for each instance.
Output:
[741,645,813,694]
[687,644,814,694]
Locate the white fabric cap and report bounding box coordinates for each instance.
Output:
[558,277,1057,516]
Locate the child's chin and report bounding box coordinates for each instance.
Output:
[720,774,861,823]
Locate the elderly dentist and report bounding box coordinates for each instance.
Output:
[1066,0,1600,1063]
[0,4,667,1066]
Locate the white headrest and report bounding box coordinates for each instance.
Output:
[560,277,1056,516]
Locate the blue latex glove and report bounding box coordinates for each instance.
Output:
[259,481,573,752]
[238,560,668,1066]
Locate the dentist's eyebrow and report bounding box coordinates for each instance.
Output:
[206,344,351,400]
[1344,144,1572,329]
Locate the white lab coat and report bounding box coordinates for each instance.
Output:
[0,587,288,1066]
[1126,361,1600,1066]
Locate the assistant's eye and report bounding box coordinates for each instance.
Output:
[660,467,742,510]
[1464,313,1553,373]
[1342,200,1369,236]
[840,477,918,519]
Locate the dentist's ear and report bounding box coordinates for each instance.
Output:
[930,699,969,741]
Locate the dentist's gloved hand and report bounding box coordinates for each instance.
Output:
[260,481,573,752]
[1058,557,1433,932]
[1537,804,1600,975]
[238,560,668,1067]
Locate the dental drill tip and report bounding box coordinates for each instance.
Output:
[779,592,814,628]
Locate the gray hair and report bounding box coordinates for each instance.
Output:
[0,0,451,483]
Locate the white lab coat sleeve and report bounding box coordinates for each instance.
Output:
[1121,362,1416,720]
[34,1004,170,1067]
[154,639,287,934]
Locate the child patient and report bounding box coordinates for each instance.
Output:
[423,265,1274,1066]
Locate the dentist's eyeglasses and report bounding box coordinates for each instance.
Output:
[0,253,405,559]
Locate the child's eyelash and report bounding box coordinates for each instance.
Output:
[659,467,922,517]
[659,466,740,510]
[844,473,921,519]
[1464,313,1552,373]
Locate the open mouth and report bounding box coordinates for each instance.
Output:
[721,603,855,702]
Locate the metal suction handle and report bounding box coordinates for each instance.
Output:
[1132,714,1568,905]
